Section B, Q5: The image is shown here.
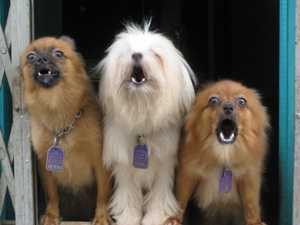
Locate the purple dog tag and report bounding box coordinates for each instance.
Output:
[133,144,148,169]
[219,170,232,194]
[46,146,64,172]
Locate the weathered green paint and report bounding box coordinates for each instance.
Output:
[279,0,295,224]
[0,0,14,220]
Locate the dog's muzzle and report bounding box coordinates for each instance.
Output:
[33,54,61,88]
[131,53,146,85]
[216,104,238,144]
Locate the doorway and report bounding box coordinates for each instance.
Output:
[34,0,279,224]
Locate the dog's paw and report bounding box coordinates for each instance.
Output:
[40,212,60,225]
[93,213,113,225]
[164,218,181,225]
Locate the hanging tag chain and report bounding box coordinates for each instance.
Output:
[222,165,227,177]
[53,110,82,149]
[222,164,232,177]
[137,135,146,146]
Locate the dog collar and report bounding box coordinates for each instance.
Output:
[53,110,82,148]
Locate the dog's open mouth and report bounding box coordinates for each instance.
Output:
[38,69,58,77]
[131,67,146,85]
[33,68,60,88]
[216,119,238,144]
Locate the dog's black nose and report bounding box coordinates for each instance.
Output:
[132,53,143,62]
[36,54,49,65]
[223,104,234,115]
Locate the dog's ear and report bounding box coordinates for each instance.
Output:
[60,36,76,50]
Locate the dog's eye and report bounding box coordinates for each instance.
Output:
[237,98,247,107]
[27,53,36,62]
[209,97,220,107]
[53,50,64,59]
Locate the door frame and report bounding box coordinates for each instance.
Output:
[279,0,295,224]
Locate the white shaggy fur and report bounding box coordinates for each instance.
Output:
[96,21,197,225]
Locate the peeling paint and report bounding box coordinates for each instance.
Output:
[0,0,34,224]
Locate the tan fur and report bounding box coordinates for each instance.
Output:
[20,37,111,225]
[165,80,269,225]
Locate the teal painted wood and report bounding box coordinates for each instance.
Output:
[0,0,12,220]
[0,0,10,140]
[279,0,295,224]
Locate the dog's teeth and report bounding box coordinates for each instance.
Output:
[220,132,235,142]
[131,77,146,84]
[38,72,42,76]
[220,133,225,140]
[48,71,51,74]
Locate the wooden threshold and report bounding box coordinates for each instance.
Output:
[2,221,93,225]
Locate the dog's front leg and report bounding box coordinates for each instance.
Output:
[164,161,198,225]
[110,164,142,225]
[39,164,60,225]
[142,157,180,225]
[239,170,266,225]
[93,161,112,225]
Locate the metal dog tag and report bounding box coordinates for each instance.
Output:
[133,144,148,169]
[46,146,64,172]
[219,170,232,194]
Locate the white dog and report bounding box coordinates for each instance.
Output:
[96,21,197,225]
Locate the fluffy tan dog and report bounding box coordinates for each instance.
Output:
[20,36,111,225]
[165,80,269,225]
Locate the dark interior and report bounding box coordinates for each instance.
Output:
[34,0,279,224]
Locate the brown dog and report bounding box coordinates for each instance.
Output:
[20,36,111,225]
[165,80,269,225]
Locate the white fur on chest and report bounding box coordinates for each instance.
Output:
[103,121,180,188]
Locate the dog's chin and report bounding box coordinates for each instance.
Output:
[216,118,238,145]
[33,68,61,88]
